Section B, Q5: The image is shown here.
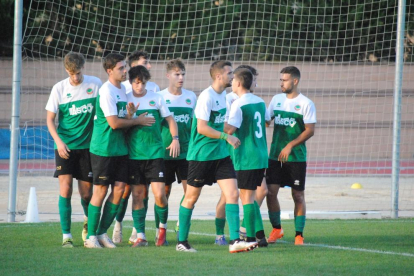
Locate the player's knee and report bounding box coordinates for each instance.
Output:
[292,191,305,203]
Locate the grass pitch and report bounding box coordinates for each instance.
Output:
[1,219,413,276]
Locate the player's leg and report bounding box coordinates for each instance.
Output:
[77,180,92,242]
[255,178,268,206]
[85,183,108,248]
[112,184,131,243]
[290,162,307,245]
[214,192,227,245]
[131,183,148,247]
[239,188,257,243]
[58,174,74,248]
[151,182,169,246]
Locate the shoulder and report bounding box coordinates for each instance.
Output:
[298,94,315,108]
[158,88,168,96]
[84,75,102,86]
[52,78,69,92]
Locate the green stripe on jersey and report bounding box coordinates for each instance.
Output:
[127,109,164,160]
[269,110,306,162]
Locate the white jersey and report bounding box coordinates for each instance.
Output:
[122,80,160,94]
[225,91,239,122]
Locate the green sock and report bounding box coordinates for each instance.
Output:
[155,204,168,225]
[87,204,101,238]
[241,218,245,228]
[116,197,129,222]
[59,196,71,234]
[80,198,88,217]
[178,205,193,242]
[154,204,160,229]
[180,195,185,205]
[225,203,240,241]
[268,211,281,228]
[96,201,119,235]
[254,201,264,232]
[243,204,256,238]
[132,208,146,233]
[215,218,226,236]
[295,215,306,233]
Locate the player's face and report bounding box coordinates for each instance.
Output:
[131,78,147,96]
[231,76,240,94]
[167,69,185,88]
[110,60,127,82]
[280,73,295,94]
[221,65,234,88]
[131,57,152,70]
[66,68,84,86]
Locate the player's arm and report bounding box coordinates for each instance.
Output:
[106,113,155,130]
[224,123,237,135]
[165,115,180,158]
[197,119,240,149]
[278,123,315,162]
[46,111,70,159]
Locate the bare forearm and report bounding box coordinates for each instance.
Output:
[287,129,314,149]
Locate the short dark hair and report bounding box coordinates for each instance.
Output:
[233,68,253,90]
[127,50,149,67]
[64,52,85,72]
[129,65,151,84]
[237,65,258,76]
[103,53,125,71]
[280,66,300,80]
[166,59,186,72]
[210,60,232,79]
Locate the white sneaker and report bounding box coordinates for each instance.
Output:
[229,239,258,253]
[128,227,138,244]
[176,241,197,253]
[97,233,116,248]
[82,216,88,242]
[112,221,122,244]
[84,236,102,248]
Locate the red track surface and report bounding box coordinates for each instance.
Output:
[0,160,413,175]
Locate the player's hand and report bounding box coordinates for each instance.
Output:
[227,135,241,149]
[167,139,180,158]
[278,145,292,163]
[56,141,70,159]
[135,112,155,126]
[127,102,138,116]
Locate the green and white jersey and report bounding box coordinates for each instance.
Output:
[227,93,270,171]
[123,80,160,94]
[267,93,317,162]
[187,86,228,161]
[90,81,129,157]
[158,88,197,160]
[45,75,102,149]
[225,91,239,122]
[126,91,171,160]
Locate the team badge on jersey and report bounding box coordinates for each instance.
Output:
[86,88,94,95]
[149,100,156,106]
[294,105,301,111]
[166,99,171,104]
[186,99,192,105]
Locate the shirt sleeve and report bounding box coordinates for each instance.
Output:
[100,89,119,117]
[265,108,271,122]
[45,85,60,113]
[227,101,242,129]
[194,92,212,121]
[157,95,172,118]
[303,101,317,124]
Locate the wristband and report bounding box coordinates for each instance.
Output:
[172,135,179,140]
[219,132,228,140]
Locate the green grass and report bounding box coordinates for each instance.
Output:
[1,219,413,276]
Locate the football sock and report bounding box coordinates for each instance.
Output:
[215,217,226,236]
[87,203,101,239]
[241,218,245,228]
[154,204,160,230]
[132,208,146,234]
[155,204,168,225]
[295,215,306,234]
[180,195,185,205]
[115,197,128,222]
[243,203,256,239]
[96,201,119,235]
[269,211,282,229]
[254,201,265,236]
[178,205,193,242]
[80,198,88,217]
[225,203,240,241]
[59,196,71,234]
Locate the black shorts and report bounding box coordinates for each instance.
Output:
[90,153,129,185]
[128,158,166,185]
[54,149,93,182]
[266,159,307,191]
[164,159,189,186]
[236,169,265,190]
[187,156,236,188]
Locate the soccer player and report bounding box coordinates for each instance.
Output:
[158,59,197,236]
[266,66,316,245]
[176,60,257,253]
[46,52,102,248]
[113,49,160,243]
[126,65,179,247]
[224,67,269,249]
[83,53,155,248]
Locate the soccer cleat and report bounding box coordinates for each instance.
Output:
[82,217,88,242]
[214,235,228,245]
[112,221,123,244]
[295,235,304,245]
[97,233,116,248]
[128,227,138,244]
[267,228,284,244]
[132,238,148,247]
[176,241,197,253]
[156,227,167,247]
[257,237,268,248]
[229,239,258,253]
[62,238,74,248]
[84,236,102,248]
[239,229,247,241]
